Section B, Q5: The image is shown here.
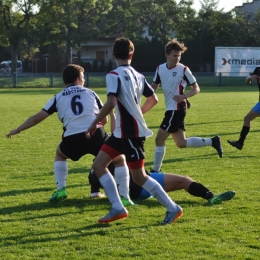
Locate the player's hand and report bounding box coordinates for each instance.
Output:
[6,128,20,138]
[173,94,185,103]
[85,123,97,139]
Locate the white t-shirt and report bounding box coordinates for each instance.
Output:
[153,63,196,111]
[106,65,154,138]
[43,85,103,137]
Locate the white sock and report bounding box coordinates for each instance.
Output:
[186,137,212,147]
[142,177,179,212]
[54,161,68,190]
[99,173,124,210]
[114,165,130,199]
[153,146,165,171]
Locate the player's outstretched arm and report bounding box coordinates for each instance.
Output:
[6,110,49,138]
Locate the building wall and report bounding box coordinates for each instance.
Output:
[236,0,260,14]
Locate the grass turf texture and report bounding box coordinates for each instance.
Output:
[0,86,260,259]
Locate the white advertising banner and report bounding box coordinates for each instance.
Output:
[215,47,260,76]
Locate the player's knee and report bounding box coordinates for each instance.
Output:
[183,175,194,182]
[175,141,186,148]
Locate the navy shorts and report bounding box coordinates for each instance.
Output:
[160,109,186,133]
[102,134,146,162]
[59,127,109,161]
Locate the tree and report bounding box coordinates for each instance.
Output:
[36,0,113,68]
[0,0,40,72]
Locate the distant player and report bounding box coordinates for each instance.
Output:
[151,38,223,173]
[228,67,260,150]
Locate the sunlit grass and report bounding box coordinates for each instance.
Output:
[0,86,260,259]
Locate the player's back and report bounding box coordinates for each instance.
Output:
[45,85,103,137]
[106,65,153,138]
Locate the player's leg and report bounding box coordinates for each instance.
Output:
[163,173,235,204]
[152,128,170,172]
[93,140,128,223]
[112,155,136,206]
[49,145,69,203]
[172,129,223,158]
[152,110,179,172]
[228,106,260,150]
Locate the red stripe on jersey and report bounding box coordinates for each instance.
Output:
[127,159,145,169]
[100,144,121,159]
[109,71,118,75]
[117,100,139,138]
[177,66,188,110]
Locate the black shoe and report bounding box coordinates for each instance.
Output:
[227,140,243,150]
[150,168,161,173]
[212,136,223,158]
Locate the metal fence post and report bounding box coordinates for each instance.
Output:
[49,72,53,87]
[12,72,17,88]
[85,72,89,87]
[218,72,222,86]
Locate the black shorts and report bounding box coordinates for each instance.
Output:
[59,127,109,161]
[160,109,186,133]
[102,134,146,162]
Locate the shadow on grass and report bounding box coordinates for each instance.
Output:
[0,197,111,216]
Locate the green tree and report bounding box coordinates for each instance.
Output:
[37,0,113,68]
[0,0,40,72]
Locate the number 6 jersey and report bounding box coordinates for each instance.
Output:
[43,85,103,137]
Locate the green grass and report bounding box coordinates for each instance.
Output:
[1,86,260,259]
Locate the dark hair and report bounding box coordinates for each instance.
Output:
[165,38,187,55]
[62,64,84,84]
[112,37,134,60]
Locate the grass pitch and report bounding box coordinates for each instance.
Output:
[0,86,260,259]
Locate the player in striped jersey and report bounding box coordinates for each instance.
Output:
[86,37,183,224]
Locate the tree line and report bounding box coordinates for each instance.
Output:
[0,0,260,73]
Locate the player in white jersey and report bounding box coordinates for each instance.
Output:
[6,64,129,204]
[151,39,223,172]
[86,37,183,224]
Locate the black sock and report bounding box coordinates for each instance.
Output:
[238,126,250,144]
[188,182,214,200]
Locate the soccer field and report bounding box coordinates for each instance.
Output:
[0,86,259,259]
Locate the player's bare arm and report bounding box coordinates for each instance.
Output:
[173,82,200,103]
[6,110,49,138]
[86,95,117,137]
[151,82,159,92]
[141,93,158,114]
[246,74,259,84]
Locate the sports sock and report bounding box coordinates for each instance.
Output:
[186,137,212,147]
[114,165,130,199]
[142,177,179,212]
[152,146,165,171]
[99,173,124,210]
[188,182,213,200]
[54,161,68,190]
[238,126,250,144]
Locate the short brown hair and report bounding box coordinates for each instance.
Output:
[165,38,187,55]
[62,64,84,85]
[113,37,134,60]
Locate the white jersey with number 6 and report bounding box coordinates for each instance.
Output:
[43,85,103,137]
